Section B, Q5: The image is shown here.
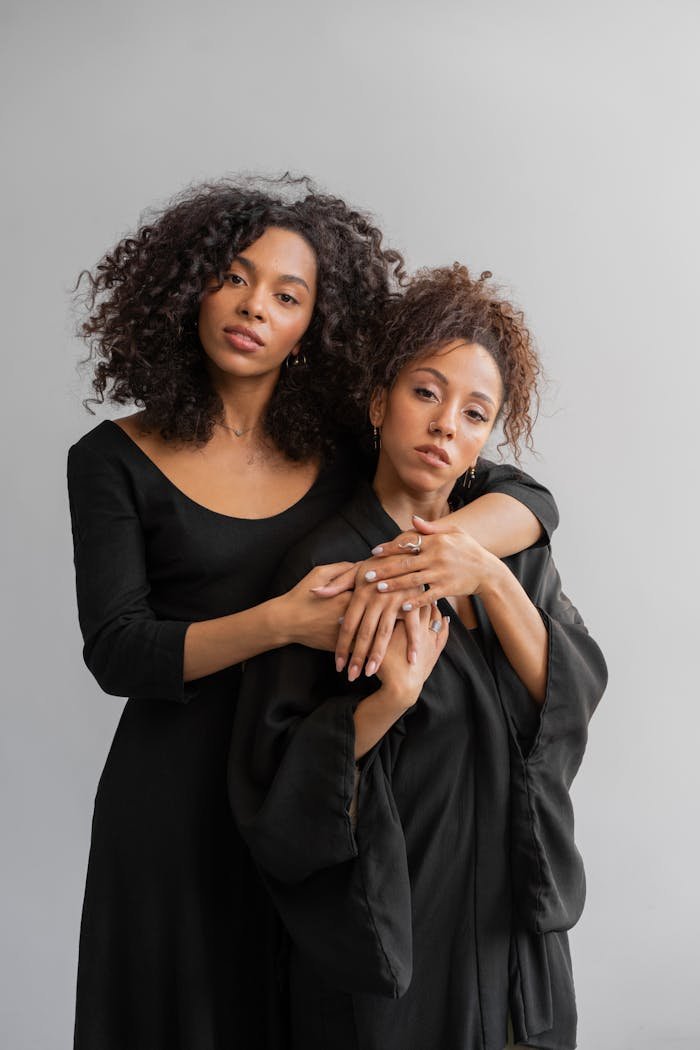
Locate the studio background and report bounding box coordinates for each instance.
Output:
[2,1,697,1047]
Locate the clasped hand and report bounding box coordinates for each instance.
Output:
[306,516,491,680]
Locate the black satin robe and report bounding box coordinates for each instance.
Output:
[229,482,607,1050]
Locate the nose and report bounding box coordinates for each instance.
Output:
[237,284,266,322]
[429,408,456,440]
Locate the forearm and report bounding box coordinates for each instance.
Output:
[353,685,414,759]
[447,493,543,557]
[477,556,549,703]
[183,597,289,681]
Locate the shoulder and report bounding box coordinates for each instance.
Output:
[67,418,141,487]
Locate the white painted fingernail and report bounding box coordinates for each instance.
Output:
[338,616,344,624]
[365,660,377,676]
[409,649,417,664]
[402,602,413,612]
[336,657,346,672]
[365,570,377,582]
[377,581,389,592]
[371,545,383,555]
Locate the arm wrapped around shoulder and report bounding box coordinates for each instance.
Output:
[67,441,195,702]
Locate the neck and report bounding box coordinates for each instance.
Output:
[207,362,280,433]
[372,456,452,531]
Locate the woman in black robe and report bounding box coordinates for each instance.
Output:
[230,264,608,1050]
[68,183,560,1050]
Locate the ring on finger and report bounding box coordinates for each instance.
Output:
[398,533,422,553]
[429,618,442,634]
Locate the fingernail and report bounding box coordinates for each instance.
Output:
[364,570,377,582]
[348,663,359,682]
[310,586,323,593]
[377,581,389,592]
[445,616,451,626]
[409,649,417,665]
[371,545,383,555]
[365,660,377,677]
[401,602,413,612]
[412,515,425,522]
[336,657,346,672]
[432,599,438,608]
[338,616,344,624]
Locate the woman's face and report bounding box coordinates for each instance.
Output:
[371,339,503,502]
[197,226,318,381]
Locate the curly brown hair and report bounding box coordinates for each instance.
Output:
[370,264,541,460]
[76,175,405,460]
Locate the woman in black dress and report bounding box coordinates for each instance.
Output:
[68,181,560,1050]
[230,265,607,1050]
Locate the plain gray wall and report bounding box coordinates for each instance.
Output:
[2,1,698,1047]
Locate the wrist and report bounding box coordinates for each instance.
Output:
[472,550,507,598]
[375,681,419,712]
[266,594,293,648]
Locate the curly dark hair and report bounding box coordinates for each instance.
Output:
[76,175,405,460]
[369,264,541,460]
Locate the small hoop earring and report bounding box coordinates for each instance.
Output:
[286,350,308,369]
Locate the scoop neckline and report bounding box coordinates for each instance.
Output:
[104,419,328,523]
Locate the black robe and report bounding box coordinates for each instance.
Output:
[229,482,607,1050]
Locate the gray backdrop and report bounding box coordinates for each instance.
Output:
[2,1,698,1047]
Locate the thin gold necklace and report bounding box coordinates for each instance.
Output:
[217,420,256,438]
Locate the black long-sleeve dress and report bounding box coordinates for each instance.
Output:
[67,419,559,1050]
[229,482,607,1050]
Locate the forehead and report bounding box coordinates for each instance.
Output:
[238,226,317,281]
[410,339,502,395]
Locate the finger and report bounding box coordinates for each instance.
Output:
[411,514,452,534]
[428,606,443,641]
[335,591,368,672]
[403,606,423,665]
[369,531,430,558]
[372,569,433,594]
[310,563,358,596]
[436,615,450,657]
[364,606,400,677]
[346,605,384,683]
[361,553,427,584]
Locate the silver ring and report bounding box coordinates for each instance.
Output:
[429,619,442,634]
[398,533,422,553]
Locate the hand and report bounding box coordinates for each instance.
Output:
[330,560,426,681]
[280,562,356,652]
[363,515,495,601]
[375,605,450,708]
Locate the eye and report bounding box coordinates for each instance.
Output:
[276,292,299,305]
[414,386,438,401]
[224,273,245,286]
[464,408,488,423]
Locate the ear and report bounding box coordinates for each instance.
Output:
[369,387,387,428]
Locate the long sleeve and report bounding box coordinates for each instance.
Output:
[486,548,608,934]
[467,458,560,545]
[67,440,195,701]
[229,553,413,998]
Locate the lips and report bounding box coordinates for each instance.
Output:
[223,325,265,351]
[414,444,452,468]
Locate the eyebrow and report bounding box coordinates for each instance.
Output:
[411,366,497,408]
[231,254,311,293]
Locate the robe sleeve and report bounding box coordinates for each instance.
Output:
[67,440,196,702]
[465,458,559,546]
[229,556,413,997]
[491,549,608,934]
